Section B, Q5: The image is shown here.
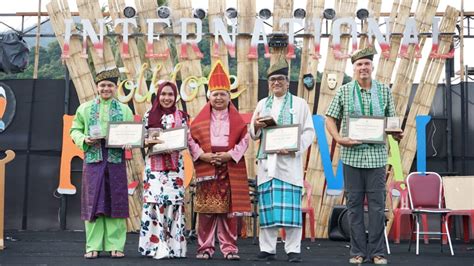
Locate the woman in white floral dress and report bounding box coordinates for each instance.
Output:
[138,81,188,259]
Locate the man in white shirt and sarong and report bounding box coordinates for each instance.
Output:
[250,57,315,263]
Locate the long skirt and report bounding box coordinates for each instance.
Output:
[81,143,129,221]
[138,157,187,259]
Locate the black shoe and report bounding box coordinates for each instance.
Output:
[287,252,302,263]
[256,251,276,261]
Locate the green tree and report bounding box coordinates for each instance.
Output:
[0,41,66,79]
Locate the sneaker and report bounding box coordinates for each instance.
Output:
[256,251,276,261]
[349,256,364,264]
[287,252,302,263]
[373,256,387,265]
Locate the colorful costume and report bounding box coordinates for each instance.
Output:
[138,81,188,259]
[70,68,133,255]
[188,61,251,259]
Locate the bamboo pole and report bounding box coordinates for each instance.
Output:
[208,0,229,69]
[358,0,382,49]
[296,0,325,238]
[108,0,150,116]
[236,0,258,237]
[169,0,206,117]
[135,0,175,81]
[398,6,458,177]
[374,0,413,87]
[33,0,42,79]
[305,0,357,238]
[76,0,116,72]
[391,0,440,117]
[269,0,293,77]
[47,0,96,103]
[296,0,324,109]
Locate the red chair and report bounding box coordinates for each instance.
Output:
[301,180,316,242]
[442,210,474,244]
[281,180,315,242]
[406,172,454,256]
[390,181,429,244]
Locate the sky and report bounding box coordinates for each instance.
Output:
[0,0,472,83]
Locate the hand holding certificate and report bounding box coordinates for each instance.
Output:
[106,122,145,148]
[149,126,188,155]
[262,124,300,153]
[347,116,385,144]
[385,116,403,133]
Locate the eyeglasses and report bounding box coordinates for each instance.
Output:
[269,75,287,82]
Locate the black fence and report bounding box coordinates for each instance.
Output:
[0,78,473,230]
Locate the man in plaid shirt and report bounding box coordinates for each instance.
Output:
[326,47,403,265]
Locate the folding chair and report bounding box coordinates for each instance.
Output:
[406,171,454,255]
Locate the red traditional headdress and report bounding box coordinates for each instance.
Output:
[208,60,230,92]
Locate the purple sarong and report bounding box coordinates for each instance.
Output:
[81,142,129,221]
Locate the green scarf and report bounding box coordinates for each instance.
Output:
[85,97,124,164]
[257,92,293,159]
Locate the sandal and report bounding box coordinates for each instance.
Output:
[111,250,125,258]
[225,252,240,260]
[349,255,364,264]
[196,251,211,260]
[84,251,98,259]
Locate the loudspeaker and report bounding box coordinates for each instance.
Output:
[328,205,350,241]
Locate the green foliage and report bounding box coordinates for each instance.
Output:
[0,41,66,79]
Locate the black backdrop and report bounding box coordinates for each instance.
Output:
[0,79,472,230]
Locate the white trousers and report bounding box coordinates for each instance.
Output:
[259,227,302,254]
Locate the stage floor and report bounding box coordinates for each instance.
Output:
[0,230,473,265]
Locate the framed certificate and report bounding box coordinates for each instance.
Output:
[385,116,403,133]
[347,116,386,144]
[105,122,145,148]
[149,126,188,155]
[262,124,300,153]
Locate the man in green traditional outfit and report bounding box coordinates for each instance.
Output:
[326,47,403,265]
[70,68,133,259]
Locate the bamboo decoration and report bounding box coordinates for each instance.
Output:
[399,6,458,177]
[295,0,325,238]
[296,0,324,110]
[269,0,293,75]
[135,0,175,81]
[46,0,96,103]
[236,0,258,237]
[375,0,413,86]
[384,0,440,232]
[169,0,206,117]
[76,0,116,72]
[33,0,42,79]
[358,0,382,49]
[208,0,229,69]
[305,0,357,238]
[391,0,440,117]
[108,0,150,116]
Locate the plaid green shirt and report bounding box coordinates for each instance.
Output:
[325,80,396,168]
